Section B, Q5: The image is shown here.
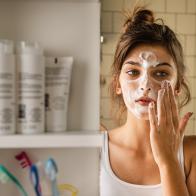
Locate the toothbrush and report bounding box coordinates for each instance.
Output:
[15,151,32,168]
[35,161,52,196]
[0,164,28,196]
[30,164,42,196]
[15,151,42,194]
[44,158,59,196]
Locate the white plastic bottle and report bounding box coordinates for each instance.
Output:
[16,41,45,134]
[0,40,15,134]
[45,57,73,133]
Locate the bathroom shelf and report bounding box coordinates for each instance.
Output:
[0,0,100,195]
[0,131,103,148]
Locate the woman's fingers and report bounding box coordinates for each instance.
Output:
[164,81,173,129]
[168,82,179,131]
[179,112,193,136]
[148,101,159,134]
[157,88,166,126]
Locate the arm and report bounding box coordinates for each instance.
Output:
[159,159,189,196]
[148,80,192,196]
[185,136,196,196]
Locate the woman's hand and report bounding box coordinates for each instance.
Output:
[148,80,192,168]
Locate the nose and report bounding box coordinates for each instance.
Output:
[140,87,151,91]
[139,74,152,95]
[140,86,151,96]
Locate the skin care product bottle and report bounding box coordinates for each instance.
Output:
[45,57,73,133]
[16,41,45,134]
[0,39,15,134]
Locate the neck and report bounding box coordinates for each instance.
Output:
[120,111,152,153]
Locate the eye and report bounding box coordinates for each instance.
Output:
[126,69,140,77]
[153,71,169,78]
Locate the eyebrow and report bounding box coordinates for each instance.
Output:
[155,62,172,68]
[124,61,173,68]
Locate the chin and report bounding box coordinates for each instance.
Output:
[135,113,149,120]
[133,106,149,120]
[128,108,150,120]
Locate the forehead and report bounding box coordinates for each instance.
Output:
[124,44,176,67]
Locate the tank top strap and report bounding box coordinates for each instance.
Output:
[100,131,109,167]
[177,138,186,180]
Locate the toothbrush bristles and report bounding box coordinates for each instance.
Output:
[0,172,8,184]
[21,161,28,167]
[15,151,32,169]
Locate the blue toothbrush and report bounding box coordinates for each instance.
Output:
[30,164,42,196]
[44,158,59,196]
[0,164,28,196]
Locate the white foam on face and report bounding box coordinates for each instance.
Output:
[120,51,163,120]
[123,79,158,120]
[139,51,159,68]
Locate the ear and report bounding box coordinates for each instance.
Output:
[175,89,181,96]
[116,84,122,95]
[114,75,122,95]
[174,78,183,96]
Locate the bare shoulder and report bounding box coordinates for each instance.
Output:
[183,135,196,176]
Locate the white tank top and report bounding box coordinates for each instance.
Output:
[100,131,185,196]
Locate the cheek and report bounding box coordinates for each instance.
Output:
[150,80,161,91]
[121,80,139,94]
[121,80,139,102]
[148,80,161,100]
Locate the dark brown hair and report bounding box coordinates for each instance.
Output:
[109,6,191,121]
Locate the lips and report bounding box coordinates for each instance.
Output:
[135,97,155,106]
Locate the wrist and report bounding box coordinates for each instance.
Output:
[158,157,180,173]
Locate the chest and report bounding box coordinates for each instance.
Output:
[108,142,161,185]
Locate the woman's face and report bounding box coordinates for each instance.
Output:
[118,45,178,120]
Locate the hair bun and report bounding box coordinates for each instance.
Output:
[123,6,155,32]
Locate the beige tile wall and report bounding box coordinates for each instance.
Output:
[100,0,196,135]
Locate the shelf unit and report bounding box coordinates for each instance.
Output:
[0,131,103,148]
[0,0,101,195]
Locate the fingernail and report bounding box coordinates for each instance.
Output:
[166,80,170,89]
[149,101,154,108]
[188,112,193,118]
[164,80,168,88]
[168,82,174,92]
[167,81,171,87]
[185,112,193,120]
[161,81,165,89]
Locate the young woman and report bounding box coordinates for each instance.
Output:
[100,6,196,196]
